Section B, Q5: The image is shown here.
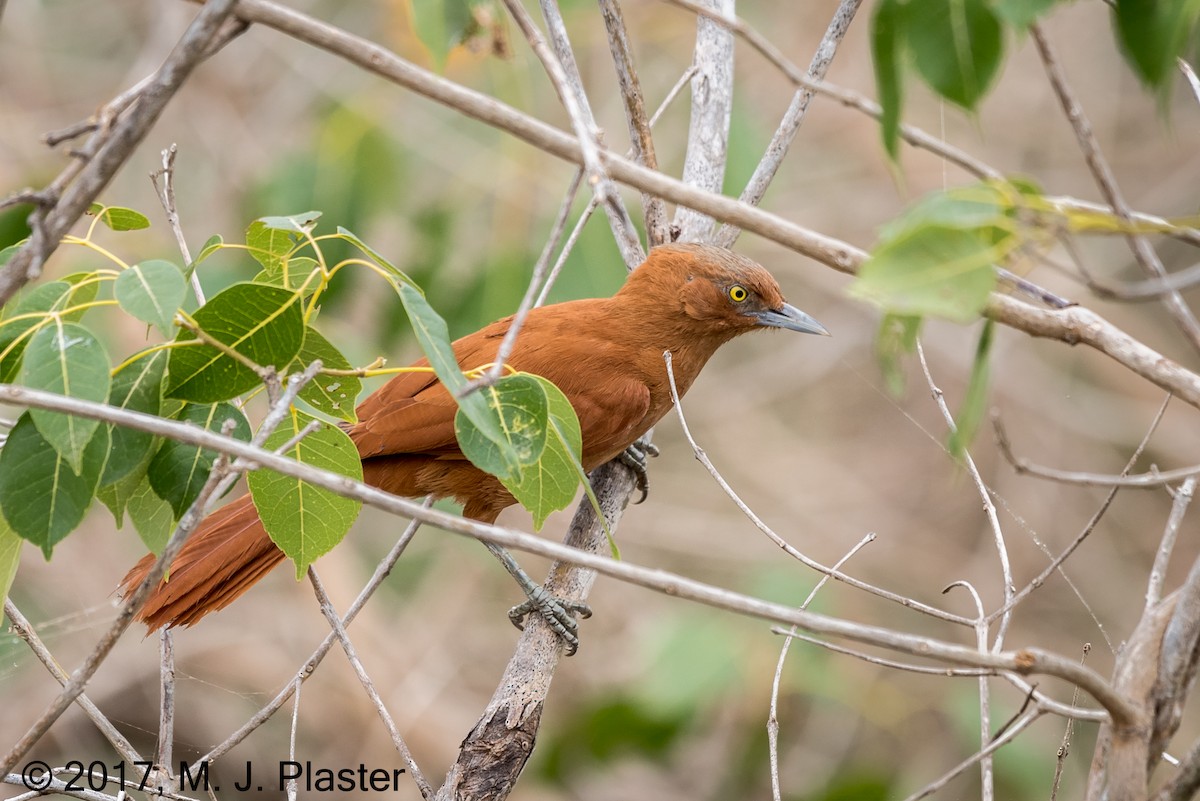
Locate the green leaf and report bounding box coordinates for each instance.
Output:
[191,234,224,271]
[98,448,152,524]
[88,203,150,232]
[165,282,306,402]
[126,480,177,554]
[148,402,251,517]
[455,373,550,484]
[293,327,362,423]
[247,410,363,578]
[252,256,319,291]
[872,0,906,161]
[0,243,19,268]
[949,319,994,458]
[1114,0,1200,89]
[115,260,186,336]
[0,513,20,606]
[0,415,109,557]
[397,282,522,475]
[875,313,923,396]
[905,0,1004,109]
[850,224,1001,323]
[20,320,111,472]
[878,183,1009,239]
[498,375,583,529]
[101,349,167,486]
[990,0,1059,29]
[245,220,297,275]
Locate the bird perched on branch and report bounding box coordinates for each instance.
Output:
[121,243,828,635]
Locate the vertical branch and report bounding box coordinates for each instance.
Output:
[535,0,645,268]
[155,629,176,794]
[597,0,669,246]
[673,0,734,243]
[714,0,862,248]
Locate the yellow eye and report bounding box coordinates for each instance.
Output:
[728,285,748,302]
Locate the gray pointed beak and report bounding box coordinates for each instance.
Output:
[752,303,830,336]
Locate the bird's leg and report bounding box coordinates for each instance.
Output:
[483,541,592,656]
[618,437,660,504]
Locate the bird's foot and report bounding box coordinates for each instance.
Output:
[619,438,660,504]
[508,589,593,656]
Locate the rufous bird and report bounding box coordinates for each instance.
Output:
[121,243,828,638]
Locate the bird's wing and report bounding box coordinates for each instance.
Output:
[559,375,653,469]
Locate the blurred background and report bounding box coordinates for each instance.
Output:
[3,0,1200,798]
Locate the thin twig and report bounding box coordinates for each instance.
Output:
[769,533,875,801]
[286,681,300,801]
[944,580,994,801]
[2,601,144,766]
[917,341,1014,646]
[533,0,644,267]
[1030,23,1200,354]
[203,502,430,763]
[1050,644,1090,801]
[150,144,205,305]
[597,0,668,245]
[987,398,1168,626]
[1146,477,1196,614]
[661,350,972,626]
[460,171,582,394]
[903,710,1044,801]
[307,568,431,796]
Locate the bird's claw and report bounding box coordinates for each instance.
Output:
[619,439,660,504]
[508,586,593,656]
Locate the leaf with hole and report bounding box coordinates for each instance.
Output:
[116,259,187,336]
[148,402,251,517]
[165,282,306,402]
[495,374,583,530]
[293,327,362,423]
[455,373,550,485]
[20,320,111,472]
[247,410,363,578]
[0,414,109,557]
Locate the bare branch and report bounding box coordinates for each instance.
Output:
[1030,23,1200,353]
[662,350,973,626]
[1146,478,1195,614]
[534,0,645,267]
[917,342,1014,647]
[715,0,862,248]
[904,710,1044,801]
[149,144,206,305]
[597,0,669,246]
[673,0,734,242]
[308,569,431,798]
[2,601,144,766]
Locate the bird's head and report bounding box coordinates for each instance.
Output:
[623,243,829,339]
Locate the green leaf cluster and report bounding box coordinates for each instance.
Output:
[870,0,1198,159]
[0,206,590,603]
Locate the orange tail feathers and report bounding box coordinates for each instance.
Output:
[119,493,285,630]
